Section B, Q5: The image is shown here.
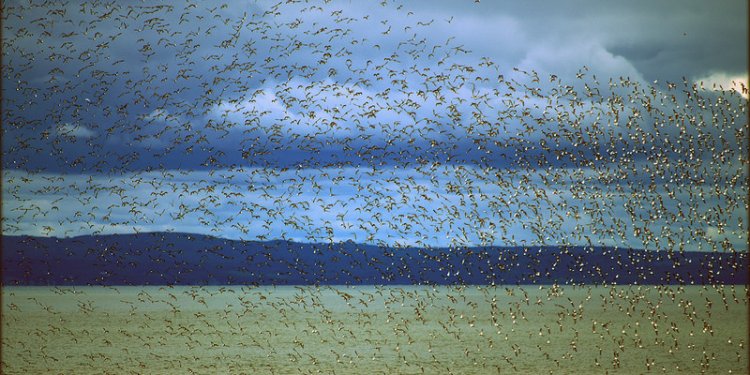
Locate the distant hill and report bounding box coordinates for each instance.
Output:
[2,233,747,285]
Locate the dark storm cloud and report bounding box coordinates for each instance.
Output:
[415,0,747,82]
[2,0,746,174]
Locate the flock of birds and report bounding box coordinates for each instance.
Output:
[3,283,748,373]
[1,0,748,373]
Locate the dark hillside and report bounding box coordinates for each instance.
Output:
[2,233,747,285]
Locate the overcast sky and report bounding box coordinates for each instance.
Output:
[2,0,747,251]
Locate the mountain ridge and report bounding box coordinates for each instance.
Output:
[2,232,747,285]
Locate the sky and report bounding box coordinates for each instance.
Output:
[2,0,748,251]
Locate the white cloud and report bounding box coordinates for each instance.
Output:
[519,41,646,85]
[142,109,173,122]
[57,123,95,139]
[693,72,749,99]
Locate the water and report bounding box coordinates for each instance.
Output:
[2,285,747,374]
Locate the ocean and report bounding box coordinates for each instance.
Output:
[2,285,747,374]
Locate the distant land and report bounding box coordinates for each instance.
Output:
[2,233,747,285]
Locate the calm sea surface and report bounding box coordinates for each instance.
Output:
[2,285,747,374]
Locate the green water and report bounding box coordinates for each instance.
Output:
[2,285,747,374]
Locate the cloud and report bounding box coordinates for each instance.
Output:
[518,41,646,85]
[142,109,173,122]
[57,123,95,139]
[3,0,747,173]
[3,161,746,251]
[693,72,749,99]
